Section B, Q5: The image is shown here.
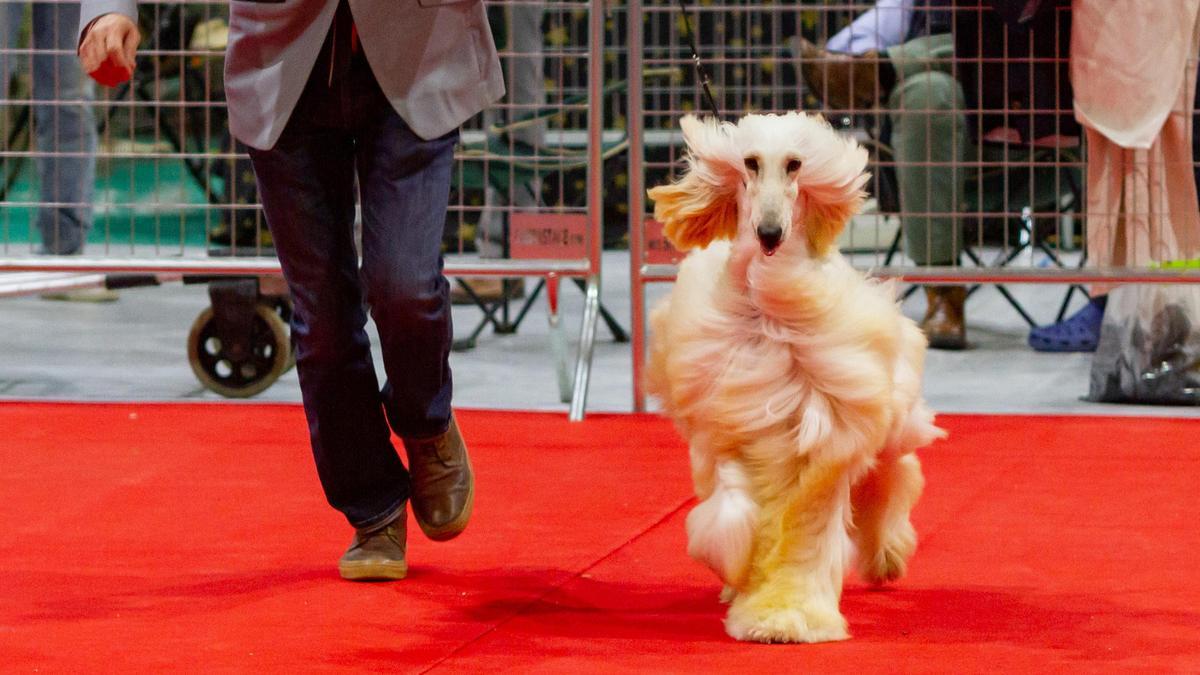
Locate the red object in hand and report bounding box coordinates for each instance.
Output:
[89,57,133,88]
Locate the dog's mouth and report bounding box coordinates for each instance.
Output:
[756,223,783,256]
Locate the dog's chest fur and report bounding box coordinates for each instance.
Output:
[670,251,899,439]
[675,304,808,431]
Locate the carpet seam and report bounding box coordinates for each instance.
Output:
[418,495,696,674]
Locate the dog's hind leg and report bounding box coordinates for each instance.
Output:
[724,458,853,643]
[851,452,924,584]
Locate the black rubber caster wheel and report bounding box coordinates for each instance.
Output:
[187,303,290,398]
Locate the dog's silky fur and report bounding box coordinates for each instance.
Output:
[646,113,946,643]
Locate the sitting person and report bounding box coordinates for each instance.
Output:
[795,0,1077,350]
[1028,0,1200,352]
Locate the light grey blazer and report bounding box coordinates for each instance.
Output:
[81,0,506,149]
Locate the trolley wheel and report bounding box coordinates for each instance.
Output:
[264,294,297,371]
[187,303,290,398]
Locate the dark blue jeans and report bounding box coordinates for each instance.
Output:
[248,45,456,531]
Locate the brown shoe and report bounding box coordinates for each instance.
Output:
[920,286,968,350]
[403,414,474,541]
[450,277,525,305]
[338,507,408,581]
[789,35,884,110]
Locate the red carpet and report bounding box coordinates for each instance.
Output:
[1,403,1197,673]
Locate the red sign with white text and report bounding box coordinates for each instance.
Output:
[509,213,589,260]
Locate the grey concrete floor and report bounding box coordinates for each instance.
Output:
[2,250,1198,420]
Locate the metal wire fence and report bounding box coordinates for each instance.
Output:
[624,0,1200,410]
[1,1,607,263]
[0,0,607,417]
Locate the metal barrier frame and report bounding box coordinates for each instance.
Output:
[625,0,1200,413]
[0,0,607,420]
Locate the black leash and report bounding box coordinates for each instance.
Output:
[676,0,722,118]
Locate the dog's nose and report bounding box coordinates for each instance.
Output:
[756,222,783,253]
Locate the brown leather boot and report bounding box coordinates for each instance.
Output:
[790,36,886,110]
[921,286,967,350]
[403,413,474,541]
[338,507,408,581]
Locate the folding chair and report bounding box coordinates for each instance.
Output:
[880,136,1085,326]
[448,80,637,351]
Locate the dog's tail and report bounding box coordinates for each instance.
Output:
[686,460,757,589]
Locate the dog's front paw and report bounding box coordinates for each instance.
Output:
[724,597,849,643]
[858,519,917,585]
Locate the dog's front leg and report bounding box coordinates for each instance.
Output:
[851,452,925,584]
[724,458,853,643]
[686,459,757,589]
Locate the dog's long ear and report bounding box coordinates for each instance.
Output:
[648,115,743,251]
[798,123,871,255]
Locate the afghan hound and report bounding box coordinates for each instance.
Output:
[646,112,946,643]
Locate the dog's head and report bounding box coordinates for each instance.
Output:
[648,112,870,258]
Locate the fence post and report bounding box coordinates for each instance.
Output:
[567,0,608,421]
[627,0,648,413]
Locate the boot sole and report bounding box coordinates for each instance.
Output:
[928,336,967,350]
[338,559,408,581]
[416,461,475,542]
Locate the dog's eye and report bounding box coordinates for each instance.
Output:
[743,157,759,174]
[787,159,802,174]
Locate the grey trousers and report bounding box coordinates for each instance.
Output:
[1,3,97,255]
[886,34,967,266]
[476,3,544,258]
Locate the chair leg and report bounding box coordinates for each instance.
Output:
[451,278,507,352]
[883,224,904,266]
[1054,285,1088,323]
[960,246,1038,327]
[508,279,547,328]
[992,284,1038,327]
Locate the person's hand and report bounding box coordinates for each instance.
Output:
[78,14,141,87]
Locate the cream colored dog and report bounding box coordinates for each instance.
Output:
[646,112,946,643]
